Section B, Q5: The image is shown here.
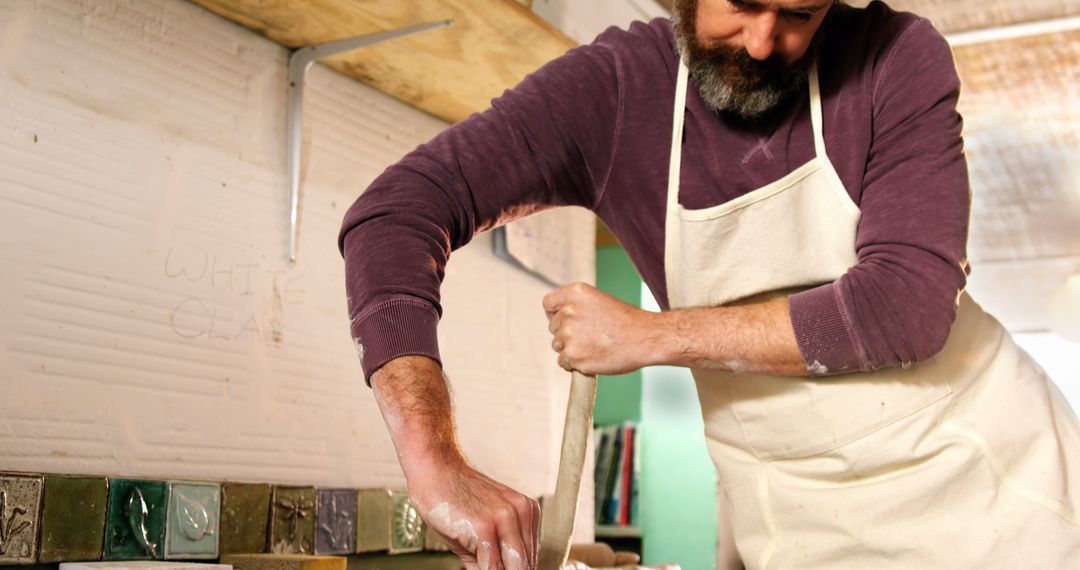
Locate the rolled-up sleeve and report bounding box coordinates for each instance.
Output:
[789,19,970,375]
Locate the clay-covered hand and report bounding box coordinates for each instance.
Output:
[543,282,666,375]
[409,460,540,570]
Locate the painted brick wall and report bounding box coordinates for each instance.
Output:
[0,0,594,539]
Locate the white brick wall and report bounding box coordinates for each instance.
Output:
[0,0,593,537]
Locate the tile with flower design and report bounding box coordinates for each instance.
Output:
[389,490,424,555]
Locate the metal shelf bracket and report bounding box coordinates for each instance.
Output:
[286,19,454,263]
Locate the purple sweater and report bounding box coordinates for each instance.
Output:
[338,1,970,381]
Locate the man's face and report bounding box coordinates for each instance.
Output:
[673,0,834,118]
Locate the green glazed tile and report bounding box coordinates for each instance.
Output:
[219,483,271,555]
[38,475,108,563]
[355,489,392,554]
[269,487,316,554]
[104,479,167,560]
[389,491,424,555]
[0,473,44,564]
[165,481,221,559]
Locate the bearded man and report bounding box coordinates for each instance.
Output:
[338,0,1080,567]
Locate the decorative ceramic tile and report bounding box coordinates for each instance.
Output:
[268,487,316,555]
[164,482,220,559]
[0,473,44,564]
[354,489,392,554]
[388,491,424,555]
[104,479,168,560]
[38,475,109,563]
[313,489,356,555]
[219,554,345,570]
[219,484,271,555]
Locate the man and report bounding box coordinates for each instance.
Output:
[339,0,1080,567]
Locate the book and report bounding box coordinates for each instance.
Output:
[619,423,634,525]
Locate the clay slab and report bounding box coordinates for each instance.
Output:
[219,553,345,570]
[60,562,231,570]
[38,475,109,563]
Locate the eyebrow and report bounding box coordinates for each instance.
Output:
[736,0,834,13]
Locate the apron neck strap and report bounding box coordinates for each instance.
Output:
[667,60,691,213]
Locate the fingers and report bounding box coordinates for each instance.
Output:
[542,288,566,314]
[529,497,541,568]
[515,495,540,569]
[557,352,573,372]
[493,502,528,570]
[543,282,593,316]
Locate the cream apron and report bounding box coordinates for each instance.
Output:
[665,60,1080,568]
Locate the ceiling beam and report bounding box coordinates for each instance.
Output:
[946,14,1080,46]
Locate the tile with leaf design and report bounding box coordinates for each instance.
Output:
[165,481,221,559]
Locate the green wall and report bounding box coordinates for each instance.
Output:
[593,244,718,570]
[594,245,642,425]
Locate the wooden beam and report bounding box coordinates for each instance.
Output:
[187,0,576,124]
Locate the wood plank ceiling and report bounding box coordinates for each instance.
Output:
[188,0,576,124]
[848,0,1080,33]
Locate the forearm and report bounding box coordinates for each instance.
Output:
[369,355,466,479]
[655,297,808,376]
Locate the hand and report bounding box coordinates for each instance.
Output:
[542,282,665,375]
[370,356,540,570]
[409,459,540,570]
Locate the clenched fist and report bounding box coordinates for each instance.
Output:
[542,282,669,375]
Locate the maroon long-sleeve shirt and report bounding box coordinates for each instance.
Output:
[338,1,971,381]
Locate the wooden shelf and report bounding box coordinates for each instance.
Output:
[188,0,577,123]
[596,524,642,539]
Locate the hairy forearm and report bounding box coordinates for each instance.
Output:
[369,355,467,478]
[655,297,809,376]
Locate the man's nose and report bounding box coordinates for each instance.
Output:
[743,12,778,60]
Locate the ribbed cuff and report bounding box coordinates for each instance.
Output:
[787,285,865,376]
[351,297,442,385]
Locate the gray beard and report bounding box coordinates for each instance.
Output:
[671,9,817,118]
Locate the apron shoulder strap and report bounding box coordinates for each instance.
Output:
[808,65,828,160]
